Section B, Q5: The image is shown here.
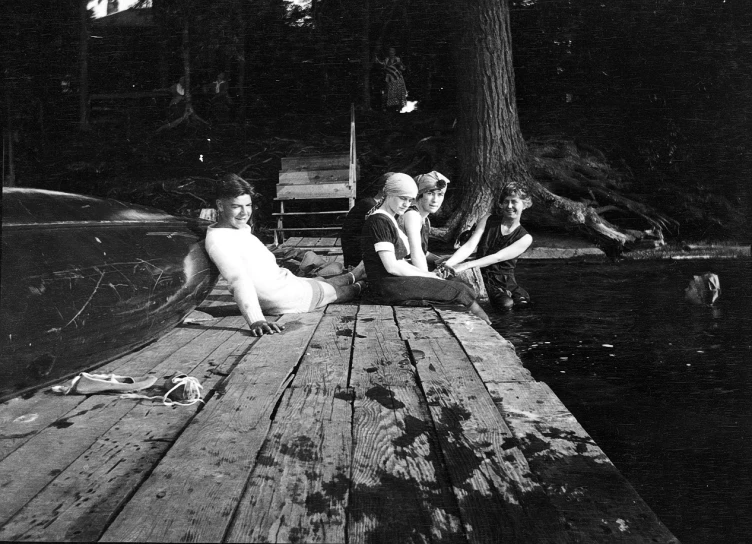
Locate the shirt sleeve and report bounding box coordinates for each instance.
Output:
[205,231,265,325]
[365,214,398,253]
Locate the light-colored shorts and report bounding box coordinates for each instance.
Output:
[303,278,336,311]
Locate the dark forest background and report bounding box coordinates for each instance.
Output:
[2,0,750,243]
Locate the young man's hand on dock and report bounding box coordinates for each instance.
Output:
[248,320,285,336]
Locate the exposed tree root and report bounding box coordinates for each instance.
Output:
[524,137,678,254]
[422,135,677,257]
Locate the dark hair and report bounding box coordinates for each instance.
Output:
[500,182,530,201]
[373,171,395,196]
[417,178,448,200]
[495,182,532,213]
[361,171,395,199]
[216,174,254,200]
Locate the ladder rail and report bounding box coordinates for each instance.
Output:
[349,103,357,191]
[275,104,357,247]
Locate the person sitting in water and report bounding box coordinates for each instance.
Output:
[360,172,490,323]
[399,171,450,272]
[205,174,366,336]
[440,182,533,309]
[340,172,394,269]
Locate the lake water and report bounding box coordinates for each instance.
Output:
[488,259,751,544]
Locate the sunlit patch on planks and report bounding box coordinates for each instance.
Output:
[0,281,679,543]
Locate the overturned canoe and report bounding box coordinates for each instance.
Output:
[0,188,219,401]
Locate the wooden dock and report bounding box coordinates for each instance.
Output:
[275,235,343,255]
[0,281,678,543]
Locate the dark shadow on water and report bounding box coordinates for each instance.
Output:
[489,259,752,544]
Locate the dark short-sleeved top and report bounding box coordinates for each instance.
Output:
[476,216,529,288]
[341,197,377,268]
[361,211,409,281]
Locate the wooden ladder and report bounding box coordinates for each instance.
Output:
[272,105,358,253]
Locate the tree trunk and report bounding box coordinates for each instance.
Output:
[4,86,16,187]
[158,42,169,89]
[450,0,527,235]
[237,17,247,127]
[360,0,371,110]
[181,20,193,116]
[449,0,669,254]
[78,0,90,131]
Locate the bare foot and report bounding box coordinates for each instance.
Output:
[351,261,367,281]
[469,301,491,324]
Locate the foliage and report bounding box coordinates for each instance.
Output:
[1,0,82,133]
[2,0,749,240]
[510,0,752,237]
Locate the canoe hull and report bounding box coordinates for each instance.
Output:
[1,189,219,401]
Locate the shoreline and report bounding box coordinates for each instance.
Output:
[429,230,751,261]
[526,234,751,261]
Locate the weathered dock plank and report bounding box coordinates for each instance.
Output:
[1,405,198,542]
[436,308,679,543]
[348,304,464,544]
[0,322,208,462]
[0,395,136,526]
[487,380,678,543]
[435,307,534,383]
[0,316,254,542]
[0,278,679,544]
[225,305,357,543]
[99,312,323,543]
[395,307,565,543]
[0,320,212,522]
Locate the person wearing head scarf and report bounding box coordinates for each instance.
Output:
[360,173,490,323]
[340,172,394,268]
[399,171,450,272]
[441,182,534,309]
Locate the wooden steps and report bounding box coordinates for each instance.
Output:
[0,281,679,543]
[273,106,358,250]
[274,152,355,250]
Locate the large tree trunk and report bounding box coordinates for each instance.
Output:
[78,0,90,131]
[181,20,193,115]
[360,0,371,110]
[4,85,16,187]
[448,0,671,254]
[237,15,247,126]
[450,0,527,235]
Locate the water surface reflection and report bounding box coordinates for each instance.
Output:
[489,259,752,544]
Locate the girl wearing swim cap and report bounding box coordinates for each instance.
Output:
[399,171,450,272]
[360,173,490,323]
